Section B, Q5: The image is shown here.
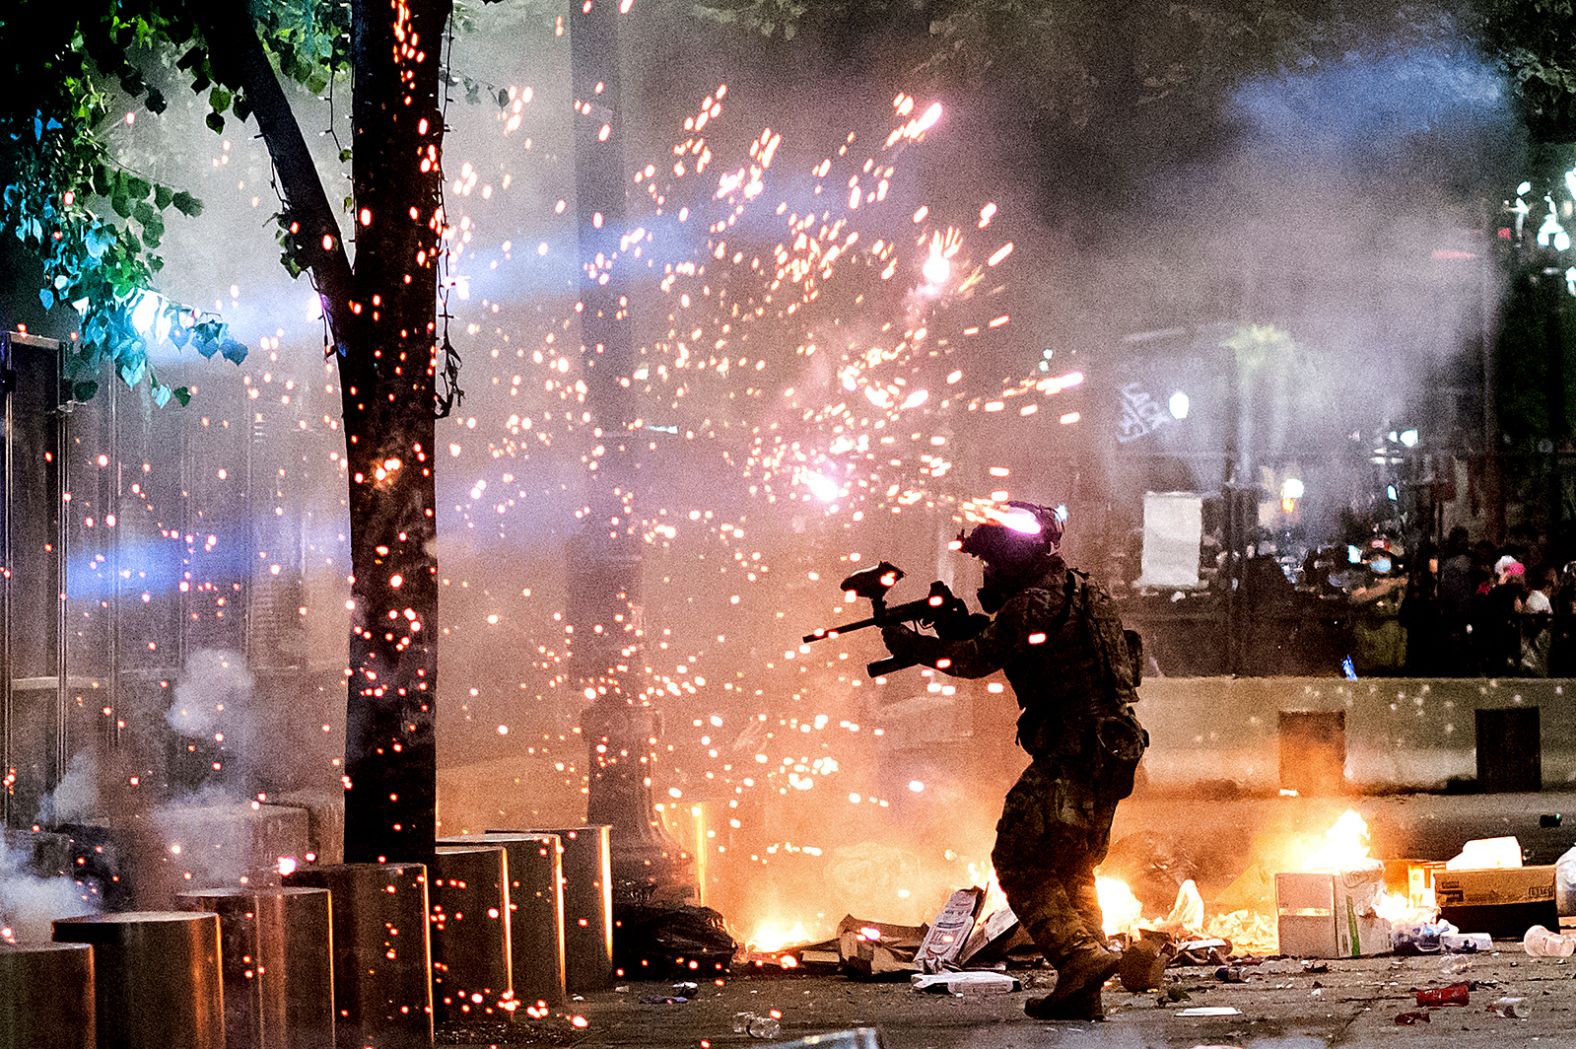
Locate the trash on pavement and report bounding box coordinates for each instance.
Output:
[1414,982,1470,1007]
[910,971,1021,995]
[1523,923,1576,957]
[1394,1011,1432,1025]
[915,887,986,973]
[1275,867,1391,958]
[1437,864,1557,938]
[1489,996,1530,1019]
[1175,1006,1243,1017]
[957,904,1032,967]
[734,1011,783,1039]
[836,916,924,978]
[1446,837,1523,870]
[1441,932,1492,953]
[1120,938,1176,992]
[1214,965,1244,983]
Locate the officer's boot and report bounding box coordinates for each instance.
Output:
[1024,943,1121,1021]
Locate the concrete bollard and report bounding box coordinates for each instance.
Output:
[283,863,432,1049]
[0,941,95,1049]
[53,911,224,1049]
[514,826,612,993]
[430,846,514,1023]
[178,887,335,1049]
[438,833,565,1008]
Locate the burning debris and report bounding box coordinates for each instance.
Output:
[738,808,1543,995]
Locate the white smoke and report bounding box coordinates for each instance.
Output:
[0,840,94,944]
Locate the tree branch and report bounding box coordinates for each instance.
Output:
[194,1,358,351]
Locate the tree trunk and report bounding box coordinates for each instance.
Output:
[338,0,452,867]
[196,0,451,867]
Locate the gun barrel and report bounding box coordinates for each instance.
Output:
[867,654,920,677]
[802,615,880,644]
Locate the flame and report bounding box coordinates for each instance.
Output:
[1096,876,1145,936]
[748,918,812,954]
[1286,809,1380,874]
[1282,809,1436,926]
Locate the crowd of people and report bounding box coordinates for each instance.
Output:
[1351,526,1575,677]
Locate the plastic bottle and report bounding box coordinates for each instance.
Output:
[1522,925,1576,957]
[747,1016,781,1039]
[1441,932,1493,953]
[1490,996,1530,1018]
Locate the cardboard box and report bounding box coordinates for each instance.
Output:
[1275,867,1392,958]
[915,888,985,973]
[1436,866,1557,937]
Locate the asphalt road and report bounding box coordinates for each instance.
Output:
[447,948,1576,1048]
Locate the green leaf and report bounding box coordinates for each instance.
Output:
[209,86,232,114]
[171,191,203,217]
[154,185,173,209]
[133,200,157,226]
[171,386,192,407]
[205,111,225,133]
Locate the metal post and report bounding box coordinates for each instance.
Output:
[567,0,696,907]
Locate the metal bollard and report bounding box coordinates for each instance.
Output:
[438,833,564,1008]
[0,941,95,1049]
[430,846,513,1023]
[178,887,335,1049]
[514,826,612,993]
[53,911,224,1049]
[283,863,432,1049]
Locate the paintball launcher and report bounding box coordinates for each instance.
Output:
[802,562,982,677]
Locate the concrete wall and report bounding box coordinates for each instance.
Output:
[1137,677,1575,792]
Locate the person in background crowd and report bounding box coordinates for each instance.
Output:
[1437,528,1474,675]
[1349,548,1407,675]
[1401,541,1441,674]
[1478,557,1526,675]
[1521,566,1556,676]
[1552,562,1576,677]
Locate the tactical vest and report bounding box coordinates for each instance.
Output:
[1011,570,1141,765]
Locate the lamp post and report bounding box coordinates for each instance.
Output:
[568,0,697,907]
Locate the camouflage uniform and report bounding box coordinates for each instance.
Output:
[882,556,1142,969]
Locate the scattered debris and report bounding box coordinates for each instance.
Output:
[1175,1006,1242,1017]
[1214,965,1244,983]
[1394,1010,1432,1025]
[910,971,1021,995]
[1414,982,1470,1006]
[1489,996,1530,1018]
[957,904,1031,967]
[837,916,924,979]
[1120,937,1176,992]
[614,903,736,978]
[734,1011,783,1039]
[915,888,986,973]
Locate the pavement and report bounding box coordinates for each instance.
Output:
[448,948,1576,1048]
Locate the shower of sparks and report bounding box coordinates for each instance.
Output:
[29,7,1098,959]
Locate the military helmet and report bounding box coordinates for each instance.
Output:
[957,501,1064,565]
